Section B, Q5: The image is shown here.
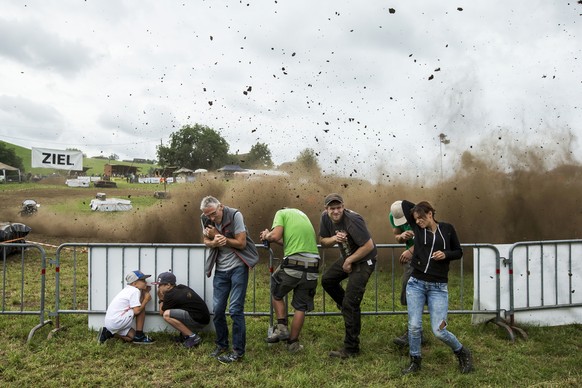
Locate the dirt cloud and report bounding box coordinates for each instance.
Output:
[2,148,581,246]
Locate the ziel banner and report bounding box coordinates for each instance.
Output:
[31,147,83,171]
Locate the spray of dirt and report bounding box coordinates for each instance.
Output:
[2,143,581,246]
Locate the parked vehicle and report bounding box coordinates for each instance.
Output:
[94,180,117,188]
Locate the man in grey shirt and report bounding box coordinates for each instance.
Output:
[200,196,258,364]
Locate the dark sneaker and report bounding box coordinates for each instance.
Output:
[209,346,228,358]
[393,330,427,347]
[174,334,187,343]
[393,330,408,347]
[132,334,154,345]
[217,351,243,364]
[455,346,474,374]
[287,341,304,353]
[329,348,359,359]
[183,334,202,348]
[266,324,290,343]
[97,327,113,344]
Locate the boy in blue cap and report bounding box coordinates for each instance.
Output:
[98,270,155,344]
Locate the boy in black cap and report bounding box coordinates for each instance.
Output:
[98,270,155,344]
[154,271,210,348]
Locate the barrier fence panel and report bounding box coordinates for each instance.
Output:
[44,241,510,341]
[0,242,52,343]
[9,237,582,344]
[55,243,213,333]
[507,239,582,329]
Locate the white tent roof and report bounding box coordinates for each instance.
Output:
[174,167,195,174]
[0,162,19,171]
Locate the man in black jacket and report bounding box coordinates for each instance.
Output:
[319,193,377,359]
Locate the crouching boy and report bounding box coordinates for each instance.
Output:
[154,271,210,348]
[98,270,155,344]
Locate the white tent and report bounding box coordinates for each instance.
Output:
[0,162,21,183]
[174,167,195,174]
[174,167,196,183]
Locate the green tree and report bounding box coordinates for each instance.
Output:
[296,148,320,173]
[246,142,273,169]
[0,142,25,171]
[156,124,229,170]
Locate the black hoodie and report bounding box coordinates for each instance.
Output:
[402,200,462,283]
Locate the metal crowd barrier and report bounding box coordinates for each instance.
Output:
[0,242,52,343]
[7,239,574,343]
[507,239,582,338]
[50,243,275,335]
[311,244,515,340]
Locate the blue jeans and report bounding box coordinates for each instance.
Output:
[213,265,249,355]
[406,276,463,357]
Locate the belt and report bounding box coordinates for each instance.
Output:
[286,258,319,268]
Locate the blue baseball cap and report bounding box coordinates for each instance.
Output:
[125,270,151,284]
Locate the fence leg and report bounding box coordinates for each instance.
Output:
[509,324,528,340]
[26,320,53,344]
[485,316,517,342]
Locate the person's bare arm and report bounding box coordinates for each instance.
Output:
[319,235,339,248]
[132,291,152,315]
[260,226,284,245]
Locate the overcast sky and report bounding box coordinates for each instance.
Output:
[1,0,580,182]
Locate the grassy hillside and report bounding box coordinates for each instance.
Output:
[1,141,158,176]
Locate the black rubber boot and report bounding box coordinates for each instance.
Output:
[455,346,474,374]
[401,356,422,375]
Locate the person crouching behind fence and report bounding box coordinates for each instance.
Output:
[259,207,320,353]
[153,271,210,349]
[399,200,473,374]
[97,270,155,344]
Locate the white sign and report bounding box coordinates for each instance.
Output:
[31,147,83,171]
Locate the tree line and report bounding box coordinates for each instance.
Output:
[156,124,319,173]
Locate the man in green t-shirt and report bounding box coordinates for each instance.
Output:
[260,208,320,353]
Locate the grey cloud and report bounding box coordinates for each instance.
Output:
[0,18,93,76]
[0,95,64,137]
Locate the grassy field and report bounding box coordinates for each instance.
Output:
[2,168,582,386]
[1,243,582,387]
